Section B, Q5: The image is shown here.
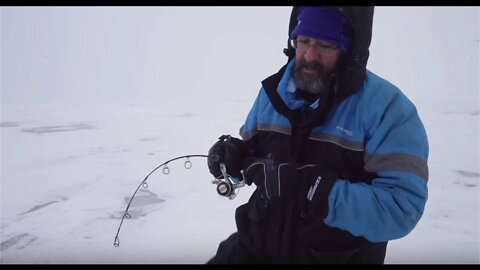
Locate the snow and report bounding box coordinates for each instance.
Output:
[1,6,479,264]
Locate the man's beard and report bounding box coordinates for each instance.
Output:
[293,59,327,95]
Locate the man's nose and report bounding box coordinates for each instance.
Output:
[303,46,321,62]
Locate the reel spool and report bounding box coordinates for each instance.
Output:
[211,163,245,200]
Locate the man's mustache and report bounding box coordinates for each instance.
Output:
[298,60,324,73]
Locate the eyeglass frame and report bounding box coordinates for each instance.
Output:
[290,37,339,54]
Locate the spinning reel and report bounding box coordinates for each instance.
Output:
[211,163,245,200]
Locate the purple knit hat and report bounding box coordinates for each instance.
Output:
[291,6,352,54]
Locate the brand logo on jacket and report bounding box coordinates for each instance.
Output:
[336,126,353,136]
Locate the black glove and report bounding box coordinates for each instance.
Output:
[242,158,338,219]
[207,135,250,180]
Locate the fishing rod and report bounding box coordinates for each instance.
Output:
[113,154,245,247]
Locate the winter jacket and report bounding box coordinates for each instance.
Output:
[232,57,429,263]
[241,57,428,233]
[209,6,428,264]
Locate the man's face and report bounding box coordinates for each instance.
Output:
[293,35,342,95]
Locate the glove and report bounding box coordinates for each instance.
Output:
[242,158,299,199]
[242,158,338,219]
[207,135,250,180]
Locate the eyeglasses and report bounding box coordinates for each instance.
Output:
[290,38,339,54]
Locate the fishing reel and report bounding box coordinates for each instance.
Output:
[211,163,245,200]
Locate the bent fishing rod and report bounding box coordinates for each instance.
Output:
[113,154,245,247]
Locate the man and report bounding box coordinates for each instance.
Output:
[207,6,429,264]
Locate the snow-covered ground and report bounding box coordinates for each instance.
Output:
[1,7,478,264]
